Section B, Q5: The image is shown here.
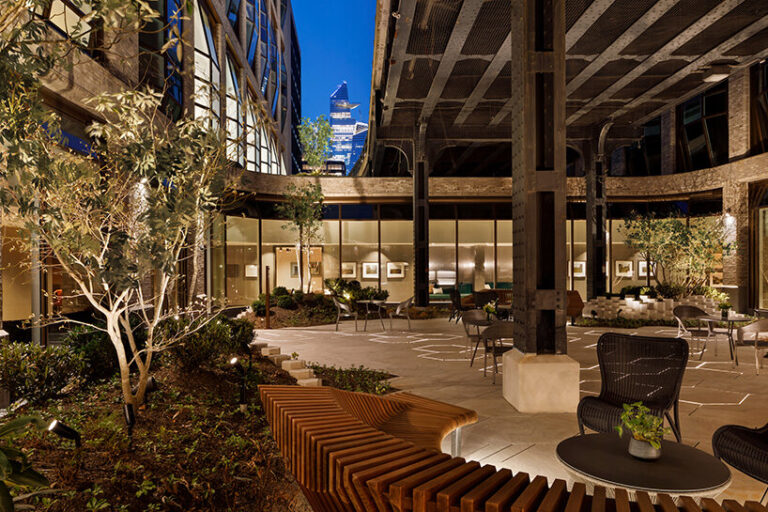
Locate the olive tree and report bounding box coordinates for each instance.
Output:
[298,116,333,174]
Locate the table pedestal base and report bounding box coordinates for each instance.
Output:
[502,350,579,413]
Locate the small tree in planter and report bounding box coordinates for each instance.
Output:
[276,183,324,293]
[298,116,333,174]
[0,88,230,407]
[621,213,734,296]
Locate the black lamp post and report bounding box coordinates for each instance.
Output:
[48,419,81,448]
[229,357,247,412]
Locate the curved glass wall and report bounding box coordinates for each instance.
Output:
[193,2,220,127]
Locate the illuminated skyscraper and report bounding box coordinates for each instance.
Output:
[329,82,367,172]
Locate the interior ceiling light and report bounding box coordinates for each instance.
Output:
[703,65,730,83]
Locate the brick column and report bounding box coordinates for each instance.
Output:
[660,109,676,174]
[510,0,567,355]
[723,181,749,311]
[729,68,751,162]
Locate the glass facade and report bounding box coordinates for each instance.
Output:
[193,2,220,126]
[225,53,244,166]
[210,204,727,307]
[329,82,368,172]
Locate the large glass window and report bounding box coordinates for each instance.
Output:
[245,0,258,69]
[678,82,728,171]
[760,207,768,309]
[458,221,494,292]
[36,0,96,49]
[341,220,378,286]
[261,219,294,291]
[245,92,261,173]
[225,53,244,166]
[225,217,259,305]
[571,220,587,298]
[226,0,240,32]
[429,220,457,297]
[193,3,221,127]
[381,221,413,302]
[210,216,226,304]
[496,220,513,289]
[321,220,340,282]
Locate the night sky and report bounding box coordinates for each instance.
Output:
[291,0,376,125]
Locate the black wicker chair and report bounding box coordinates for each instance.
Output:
[577,332,688,442]
[712,423,768,504]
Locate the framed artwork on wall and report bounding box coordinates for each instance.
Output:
[290,262,299,278]
[245,264,259,278]
[362,262,379,279]
[615,260,634,278]
[341,262,356,279]
[572,261,586,278]
[309,261,322,276]
[386,262,407,279]
[638,260,656,278]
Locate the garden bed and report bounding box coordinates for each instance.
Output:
[5,358,311,511]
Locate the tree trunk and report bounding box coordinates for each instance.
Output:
[298,226,304,292]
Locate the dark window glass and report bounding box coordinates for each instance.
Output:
[677,82,728,171]
[341,204,376,219]
[322,204,340,219]
[227,0,240,32]
[380,204,413,220]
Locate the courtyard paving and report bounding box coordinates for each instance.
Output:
[256,318,768,502]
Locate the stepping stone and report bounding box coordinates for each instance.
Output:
[261,346,281,356]
[282,359,305,370]
[296,378,322,387]
[268,354,290,365]
[288,368,314,380]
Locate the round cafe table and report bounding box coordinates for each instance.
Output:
[556,433,731,499]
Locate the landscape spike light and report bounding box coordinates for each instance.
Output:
[123,402,136,451]
[48,419,81,448]
[131,376,159,396]
[229,357,248,412]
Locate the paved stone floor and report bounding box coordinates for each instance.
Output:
[256,319,768,502]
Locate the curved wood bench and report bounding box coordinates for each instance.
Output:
[259,385,765,512]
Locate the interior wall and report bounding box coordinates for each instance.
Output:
[3,227,32,322]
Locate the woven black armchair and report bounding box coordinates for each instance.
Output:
[713,423,768,503]
[577,332,688,442]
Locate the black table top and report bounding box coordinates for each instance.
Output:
[556,434,731,493]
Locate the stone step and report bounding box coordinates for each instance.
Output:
[268,354,290,365]
[288,368,314,380]
[261,346,281,356]
[249,341,268,353]
[282,359,306,370]
[296,378,322,387]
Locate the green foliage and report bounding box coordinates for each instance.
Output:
[272,286,290,297]
[225,318,255,353]
[0,341,84,404]
[63,326,118,381]
[275,295,296,310]
[621,213,734,295]
[323,279,388,302]
[655,282,685,299]
[615,402,671,449]
[0,416,49,512]
[251,299,267,316]
[167,318,238,370]
[297,116,333,171]
[308,363,393,395]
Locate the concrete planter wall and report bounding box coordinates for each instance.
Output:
[583,295,719,321]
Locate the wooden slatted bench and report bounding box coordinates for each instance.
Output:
[259,385,766,512]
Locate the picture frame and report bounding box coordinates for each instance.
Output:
[362,262,379,279]
[290,262,299,278]
[244,264,259,278]
[309,261,322,276]
[386,262,407,279]
[572,261,586,278]
[638,260,656,278]
[341,262,356,279]
[615,260,634,278]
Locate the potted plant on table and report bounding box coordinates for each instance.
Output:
[719,302,732,320]
[615,402,670,461]
[482,302,497,321]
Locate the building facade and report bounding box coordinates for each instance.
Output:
[329,82,367,172]
[4,0,301,342]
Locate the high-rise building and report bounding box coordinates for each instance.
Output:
[329,82,367,172]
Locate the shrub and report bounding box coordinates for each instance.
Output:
[308,363,393,395]
[272,286,290,297]
[0,340,84,404]
[276,294,296,309]
[63,325,118,381]
[293,290,305,303]
[655,282,684,299]
[620,285,644,297]
[167,317,237,369]
[226,317,255,352]
[251,299,266,316]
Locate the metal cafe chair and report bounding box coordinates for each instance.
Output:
[577,332,688,443]
[389,296,413,330]
[479,322,515,384]
[462,309,493,365]
[674,305,715,360]
[332,297,358,332]
[737,319,768,374]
